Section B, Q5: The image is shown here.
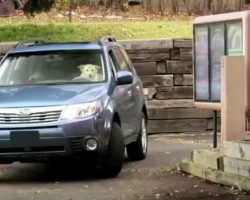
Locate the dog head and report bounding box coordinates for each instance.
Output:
[78,64,99,80]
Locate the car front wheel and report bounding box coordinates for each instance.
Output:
[99,122,125,178]
[126,113,148,161]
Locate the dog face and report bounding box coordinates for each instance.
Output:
[78,64,99,80]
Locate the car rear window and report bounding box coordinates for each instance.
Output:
[0,50,106,86]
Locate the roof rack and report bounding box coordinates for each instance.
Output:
[15,39,48,48]
[99,36,117,44]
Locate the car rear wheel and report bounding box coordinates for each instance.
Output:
[100,122,124,178]
[126,113,148,161]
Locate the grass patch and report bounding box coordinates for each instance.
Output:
[0,21,192,42]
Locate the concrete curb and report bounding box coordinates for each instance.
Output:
[181,161,250,191]
[224,141,250,160]
[192,149,222,170]
[223,156,250,177]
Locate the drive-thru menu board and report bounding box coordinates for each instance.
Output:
[193,11,248,110]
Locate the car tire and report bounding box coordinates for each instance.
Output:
[100,122,125,178]
[126,113,148,161]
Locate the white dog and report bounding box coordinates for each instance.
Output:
[75,64,101,81]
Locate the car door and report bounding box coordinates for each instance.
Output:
[109,48,138,138]
[119,47,143,130]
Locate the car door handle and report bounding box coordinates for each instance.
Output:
[127,90,132,97]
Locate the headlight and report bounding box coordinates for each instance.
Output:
[60,101,101,120]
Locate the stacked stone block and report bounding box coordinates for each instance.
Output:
[121,39,213,134]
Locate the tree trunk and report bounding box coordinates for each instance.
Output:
[159,0,165,15]
[144,0,152,12]
[170,0,178,14]
[69,0,73,22]
[16,0,24,8]
[236,0,243,11]
[182,0,192,16]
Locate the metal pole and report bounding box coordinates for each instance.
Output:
[213,110,217,148]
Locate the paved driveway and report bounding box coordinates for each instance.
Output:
[0,134,248,200]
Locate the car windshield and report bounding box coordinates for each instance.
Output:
[0,50,106,86]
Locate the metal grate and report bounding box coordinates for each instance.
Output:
[69,137,83,153]
[0,107,63,124]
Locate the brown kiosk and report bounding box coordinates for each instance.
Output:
[193,11,250,147]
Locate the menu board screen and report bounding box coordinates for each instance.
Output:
[227,21,243,56]
[210,24,225,101]
[194,26,209,100]
[194,19,243,104]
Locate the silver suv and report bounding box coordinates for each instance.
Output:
[0,37,148,177]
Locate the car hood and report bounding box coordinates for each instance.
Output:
[0,84,108,108]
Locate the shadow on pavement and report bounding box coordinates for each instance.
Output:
[0,158,131,183]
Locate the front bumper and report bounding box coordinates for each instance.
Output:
[0,114,110,163]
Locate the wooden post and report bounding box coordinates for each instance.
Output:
[221,56,246,148]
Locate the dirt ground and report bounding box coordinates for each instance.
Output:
[143,171,250,200]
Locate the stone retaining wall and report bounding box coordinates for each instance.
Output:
[121,39,214,134]
[0,39,215,134]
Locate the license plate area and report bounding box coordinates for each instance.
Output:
[10,131,39,146]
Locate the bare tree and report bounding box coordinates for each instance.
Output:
[210,0,243,14]
[159,0,167,15]
[182,0,240,15]
[16,0,24,8]
[182,0,209,15]
[182,0,192,16]
[235,0,243,11]
[212,0,227,14]
[170,0,178,14]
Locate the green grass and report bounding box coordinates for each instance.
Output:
[0,21,192,42]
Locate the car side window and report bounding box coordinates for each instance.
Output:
[119,48,135,70]
[112,48,131,72]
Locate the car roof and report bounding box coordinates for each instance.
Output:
[9,42,104,54]
[8,37,121,54]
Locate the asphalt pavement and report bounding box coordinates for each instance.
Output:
[0,133,248,200]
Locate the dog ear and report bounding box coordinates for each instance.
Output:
[78,65,86,70]
[78,65,83,70]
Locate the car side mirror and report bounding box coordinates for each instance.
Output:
[117,71,133,85]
